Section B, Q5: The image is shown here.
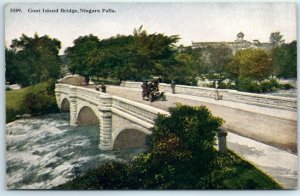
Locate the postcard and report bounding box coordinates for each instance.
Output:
[5,2,297,190]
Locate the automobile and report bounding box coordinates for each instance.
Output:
[141,81,166,102]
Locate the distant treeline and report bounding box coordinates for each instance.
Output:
[5,28,296,91]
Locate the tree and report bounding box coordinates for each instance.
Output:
[206,44,233,73]
[5,47,21,84]
[284,41,297,78]
[178,44,233,81]
[128,104,224,189]
[172,53,198,85]
[65,27,180,82]
[271,41,297,78]
[7,33,62,86]
[269,32,284,48]
[85,34,135,79]
[65,34,99,80]
[131,26,180,80]
[226,48,272,82]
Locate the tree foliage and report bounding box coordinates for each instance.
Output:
[6,33,62,86]
[271,41,297,78]
[5,47,20,84]
[65,26,180,81]
[23,80,59,115]
[269,32,284,48]
[65,34,99,79]
[180,44,233,76]
[226,48,272,82]
[205,44,233,73]
[128,104,224,189]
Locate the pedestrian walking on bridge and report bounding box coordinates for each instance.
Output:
[171,80,176,94]
[101,83,106,93]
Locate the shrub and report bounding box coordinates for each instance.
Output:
[136,104,224,188]
[280,83,293,90]
[236,78,260,93]
[55,162,129,190]
[23,81,59,115]
[260,79,280,92]
[236,78,282,93]
[92,78,121,85]
[6,108,18,123]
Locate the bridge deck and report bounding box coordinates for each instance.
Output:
[98,85,296,120]
[87,85,297,152]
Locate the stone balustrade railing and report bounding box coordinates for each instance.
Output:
[120,81,297,111]
[112,96,168,123]
[55,84,168,127]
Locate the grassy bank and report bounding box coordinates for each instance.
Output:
[210,151,282,189]
[6,81,59,123]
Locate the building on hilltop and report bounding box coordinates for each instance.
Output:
[191,32,274,53]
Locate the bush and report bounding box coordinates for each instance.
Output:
[207,80,235,89]
[236,78,282,93]
[128,104,225,189]
[55,162,129,190]
[260,79,280,92]
[6,108,18,123]
[23,81,59,115]
[92,78,121,85]
[236,78,260,93]
[280,83,293,90]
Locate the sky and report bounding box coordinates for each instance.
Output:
[5,2,297,54]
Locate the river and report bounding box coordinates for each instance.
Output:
[6,113,146,189]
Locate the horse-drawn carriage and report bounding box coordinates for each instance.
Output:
[141,81,166,102]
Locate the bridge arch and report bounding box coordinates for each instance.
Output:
[77,106,99,125]
[112,126,150,149]
[61,98,70,112]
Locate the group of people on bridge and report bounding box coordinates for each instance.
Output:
[95,83,106,93]
[141,80,160,95]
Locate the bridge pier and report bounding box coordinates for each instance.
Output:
[98,94,113,150]
[99,111,113,150]
[69,87,78,126]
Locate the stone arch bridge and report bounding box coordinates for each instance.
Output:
[55,84,169,150]
[55,82,297,153]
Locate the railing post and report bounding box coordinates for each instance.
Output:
[217,127,228,152]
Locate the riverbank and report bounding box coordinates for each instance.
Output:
[6,81,58,123]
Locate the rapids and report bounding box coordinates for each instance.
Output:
[6,113,145,189]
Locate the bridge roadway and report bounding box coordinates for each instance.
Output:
[87,84,297,153]
[86,84,297,189]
